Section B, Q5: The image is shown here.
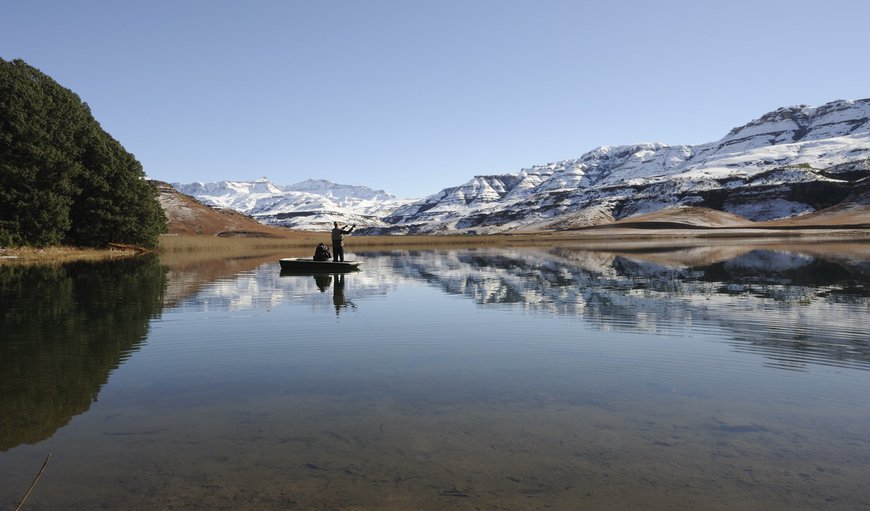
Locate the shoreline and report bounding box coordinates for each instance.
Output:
[3,227,870,265]
[0,245,146,265]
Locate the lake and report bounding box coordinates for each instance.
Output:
[1,242,869,510]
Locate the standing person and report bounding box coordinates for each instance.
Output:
[331,221,355,262]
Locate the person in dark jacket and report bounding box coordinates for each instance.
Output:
[313,243,331,261]
[331,221,355,262]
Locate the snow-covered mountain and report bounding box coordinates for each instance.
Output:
[173,178,415,231]
[380,98,870,233]
[173,98,870,233]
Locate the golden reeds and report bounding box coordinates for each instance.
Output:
[0,246,141,265]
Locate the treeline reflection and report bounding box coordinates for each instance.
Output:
[0,256,166,451]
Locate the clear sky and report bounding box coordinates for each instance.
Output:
[3,0,868,198]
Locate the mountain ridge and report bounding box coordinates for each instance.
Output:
[171,98,870,234]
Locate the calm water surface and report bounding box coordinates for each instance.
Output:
[1,244,869,510]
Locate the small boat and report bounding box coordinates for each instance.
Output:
[278,258,361,273]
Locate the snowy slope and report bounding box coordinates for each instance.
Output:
[174,178,415,231]
[378,98,870,233]
[173,98,870,233]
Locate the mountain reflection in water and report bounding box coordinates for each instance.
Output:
[167,244,869,371]
[380,246,869,370]
[1,243,868,510]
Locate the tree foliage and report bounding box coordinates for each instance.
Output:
[0,58,166,248]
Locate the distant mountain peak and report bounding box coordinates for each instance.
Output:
[173,178,414,232]
[173,98,870,233]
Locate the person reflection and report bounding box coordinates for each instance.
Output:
[333,273,350,315]
[314,274,332,292]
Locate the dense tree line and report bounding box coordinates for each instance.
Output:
[0,58,166,248]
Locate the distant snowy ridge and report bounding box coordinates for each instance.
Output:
[173,98,870,233]
[173,178,415,231]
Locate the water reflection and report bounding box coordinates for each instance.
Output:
[279,273,356,314]
[373,246,870,370]
[313,274,331,292]
[1,244,869,510]
[0,256,166,452]
[161,244,869,371]
[331,273,353,314]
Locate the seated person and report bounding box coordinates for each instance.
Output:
[313,243,331,261]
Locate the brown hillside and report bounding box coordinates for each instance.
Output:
[608,206,754,229]
[153,181,309,238]
[581,204,870,230]
[758,203,870,228]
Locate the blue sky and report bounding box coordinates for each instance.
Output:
[3,0,868,198]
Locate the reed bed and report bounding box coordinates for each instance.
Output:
[156,232,561,254]
[158,233,320,253]
[0,246,142,265]
[0,233,557,266]
[8,228,867,267]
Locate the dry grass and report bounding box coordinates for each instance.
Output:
[0,246,144,265]
[0,233,556,266]
[156,232,562,253]
[158,233,324,252]
[155,230,870,268]
[4,227,870,266]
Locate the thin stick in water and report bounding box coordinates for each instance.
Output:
[15,452,51,511]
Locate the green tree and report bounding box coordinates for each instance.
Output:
[0,58,166,248]
[68,124,167,247]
